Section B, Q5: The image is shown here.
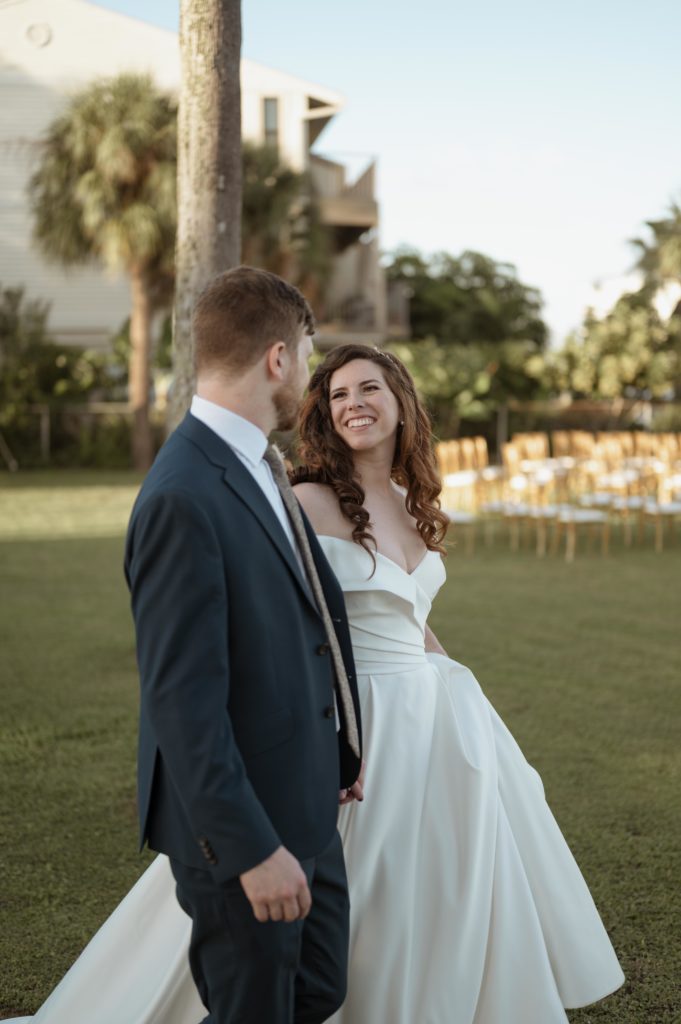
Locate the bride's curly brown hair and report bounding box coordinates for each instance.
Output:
[291,344,449,561]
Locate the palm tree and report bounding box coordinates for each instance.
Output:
[28,73,177,469]
[241,142,332,305]
[242,142,303,276]
[633,200,681,317]
[169,0,242,429]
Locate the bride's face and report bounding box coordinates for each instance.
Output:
[328,359,401,453]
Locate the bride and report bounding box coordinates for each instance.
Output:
[292,345,624,1024]
[5,346,623,1024]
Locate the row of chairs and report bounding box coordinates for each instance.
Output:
[436,432,681,560]
[550,429,680,464]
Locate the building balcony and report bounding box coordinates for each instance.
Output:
[310,154,378,248]
[315,296,383,349]
[315,282,410,349]
[308,152,409,347]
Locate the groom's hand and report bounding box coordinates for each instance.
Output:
[239,845,311,923]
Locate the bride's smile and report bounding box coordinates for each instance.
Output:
[345,416,376,430]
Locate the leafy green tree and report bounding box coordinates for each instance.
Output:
[0,286,53,433]
[0,285,108,418]
[0,285,113,465]
[388,337,547,437]
[539,201,681,409]
[28,73,177,469]
[548,288,681,400]
[387,248,547,349]
[385,248,548,435]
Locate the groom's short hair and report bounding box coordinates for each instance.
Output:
[193,266,315,375]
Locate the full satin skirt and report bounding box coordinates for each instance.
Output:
[327,652,624,1024]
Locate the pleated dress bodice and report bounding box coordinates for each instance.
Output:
[317,535,445,675]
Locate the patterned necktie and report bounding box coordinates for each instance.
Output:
[263,444,360,758]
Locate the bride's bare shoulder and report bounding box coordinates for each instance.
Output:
[293,482,345,534]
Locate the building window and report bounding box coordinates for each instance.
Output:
[263,97,279,151]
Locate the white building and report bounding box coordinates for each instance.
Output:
[0,0,398,349]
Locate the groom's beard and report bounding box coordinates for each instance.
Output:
[273,378,304,432]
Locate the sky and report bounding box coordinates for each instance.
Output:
[93,0,681,344]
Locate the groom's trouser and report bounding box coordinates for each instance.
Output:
[170,830,349,1024]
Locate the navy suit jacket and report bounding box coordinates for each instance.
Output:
[124,412,362,883]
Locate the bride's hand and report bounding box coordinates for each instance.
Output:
[339,759,366,805]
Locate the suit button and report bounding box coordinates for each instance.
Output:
[317,642,330,655]
[323,705,335,719]
[197,836,218,864]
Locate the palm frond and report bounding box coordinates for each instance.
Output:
[27,73,177,275]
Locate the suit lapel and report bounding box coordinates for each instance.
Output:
[178,413,318,613]
[222,461,318,610]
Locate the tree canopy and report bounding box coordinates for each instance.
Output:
[633,199,681,305]
[549,288,681,401]
[241,141,332,301]
[385,248,549,434]
[28,73,177,467]
[27,69,331,462]
[387,248,547,349]
[28,73,177,283]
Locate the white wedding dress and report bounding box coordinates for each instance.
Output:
[5,539,624,1024]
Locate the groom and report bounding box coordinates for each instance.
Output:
[124,266,363,1024]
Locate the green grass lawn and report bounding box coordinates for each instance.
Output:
[1,471,680,1021]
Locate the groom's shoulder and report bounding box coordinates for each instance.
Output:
[131,426,216,517]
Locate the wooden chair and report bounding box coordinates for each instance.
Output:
[552,507,610,562]
[644,497,681,552]
[437,439,479,551]
[436,439,461,478]
[444,509,477,554]
[474,436,505,543]
[550,431,572,458]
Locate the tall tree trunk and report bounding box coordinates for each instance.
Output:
[168,0,242,430]
[129,266,155,470]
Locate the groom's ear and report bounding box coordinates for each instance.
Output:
[265,341,288,382]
